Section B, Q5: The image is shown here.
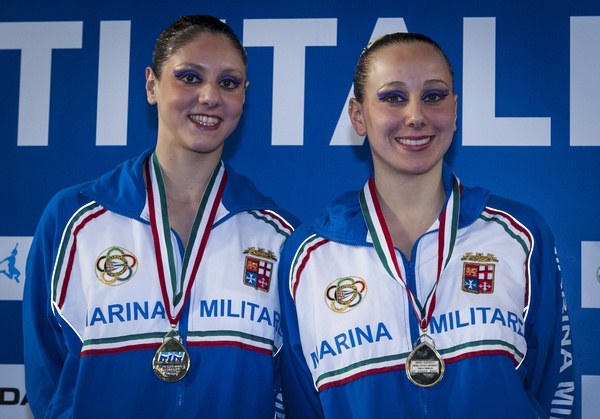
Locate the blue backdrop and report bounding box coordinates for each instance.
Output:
[1,1,599,417]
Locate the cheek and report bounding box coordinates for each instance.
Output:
[366,108,399,133]
[432,109,457,133]
[225,94,246,116]
[161,88,194,112]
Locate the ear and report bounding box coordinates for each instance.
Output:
[145,67,157,105]
[452,93,458,131]
[348,98,367,136]
[243,80,249,104]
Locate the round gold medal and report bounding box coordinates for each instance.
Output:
[152,330,190,382]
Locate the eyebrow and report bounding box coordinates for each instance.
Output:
[173,63,245,77]
[380,79,451,90]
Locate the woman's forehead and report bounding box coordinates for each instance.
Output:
[367,43,452,81]
[168,33,245,68]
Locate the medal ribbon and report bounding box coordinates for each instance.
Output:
[359,175,461,331]
[145,152,227,326]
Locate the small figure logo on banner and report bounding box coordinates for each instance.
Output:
[0,243,20,284]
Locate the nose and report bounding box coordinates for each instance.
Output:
[198,81,221,107]
[405,100,427,127]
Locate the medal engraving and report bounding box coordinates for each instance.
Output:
[406,336,444,387]
[153,330,190,382]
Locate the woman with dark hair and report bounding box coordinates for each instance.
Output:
[24,15,297,418]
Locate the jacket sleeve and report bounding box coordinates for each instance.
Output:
[22,193,76,418]
[519,212,575,418]
[273,213,301,419]
[278,229,325,419]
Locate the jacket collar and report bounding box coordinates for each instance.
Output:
[80,148,289,223]
[311,162,490,244]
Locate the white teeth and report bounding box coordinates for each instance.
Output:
[396,137,431,146]
[189,115,220,126]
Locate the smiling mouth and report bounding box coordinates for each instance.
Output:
[189,115,221,126]
[395,137,432,146]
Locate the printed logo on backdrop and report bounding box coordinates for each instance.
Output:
[583,375,600,419]
[0,237,32,301]
[0,244,20,284]
[0,364,32,418]
[582,241,600,308]
[581,242,600,309]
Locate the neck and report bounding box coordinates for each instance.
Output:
[374,167,446,258]
[154,145,220,203]
[153,146,221,248]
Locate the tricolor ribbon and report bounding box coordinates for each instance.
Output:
[145,152,227,326]
[359,175,461,332]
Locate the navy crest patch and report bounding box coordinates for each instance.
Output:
[461,252,499,294]
[243,247,276,292]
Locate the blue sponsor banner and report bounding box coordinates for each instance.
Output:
[1,0,599,417]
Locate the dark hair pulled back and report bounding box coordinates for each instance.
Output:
[151,15,247,79]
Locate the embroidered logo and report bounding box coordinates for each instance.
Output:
[325,276,367,313]
[95,246,138,286]
[461,252,498,294]
[243,247,276,292]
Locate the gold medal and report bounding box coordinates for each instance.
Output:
[152,329,190,382]
[406,334,445,387]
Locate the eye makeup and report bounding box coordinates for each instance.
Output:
[219,75,244,87]
[377,90,409,102]
[174,66,202,76]
[421,89,449,99]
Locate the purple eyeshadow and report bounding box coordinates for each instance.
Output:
[423,89,449,98]
[173,68,201,78]
[377,90,408,101]
[221,76,243,85]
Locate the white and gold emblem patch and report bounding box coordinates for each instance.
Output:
[95,246,138,285]
[325,276,367,313]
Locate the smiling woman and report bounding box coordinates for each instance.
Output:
[278,32,574,419]
[22,14,298,419]
[349,33,458,257]
[145,28,250,246]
